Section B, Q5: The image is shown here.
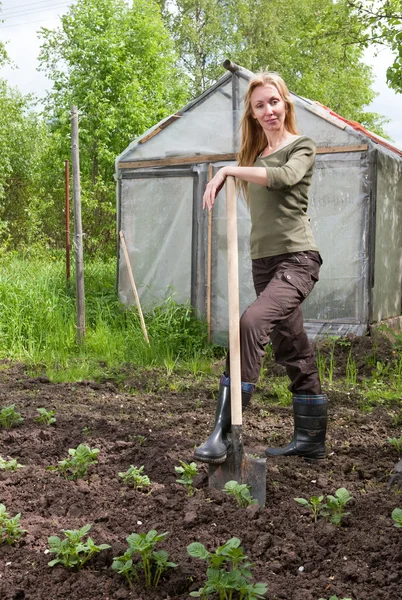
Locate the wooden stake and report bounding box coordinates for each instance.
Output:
[71,107,85,344]
[119,231,150,344]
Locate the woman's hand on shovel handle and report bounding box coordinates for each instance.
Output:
[203,168,227,211]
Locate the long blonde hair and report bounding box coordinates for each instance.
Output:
[237,71,298,198]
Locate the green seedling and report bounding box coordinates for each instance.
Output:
[0,456,24,471]
[118,465,151,491]
[0,504,26,545]
[0,404,23,428]
[318,596,352,600]
[35,407,56,426]
[294,495,324,523]
[224,480,258,508]
[320,487,353,526]
[388,437,402,453]
[187,536,268,599]
[175,461,198,496]
[50,444,100,480]
[112,530,177,588]
[48,524,110,569]
[391,507,402,528]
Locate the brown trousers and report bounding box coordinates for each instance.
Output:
[225,251,322,394]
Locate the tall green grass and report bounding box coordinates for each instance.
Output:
[0,255,215,382]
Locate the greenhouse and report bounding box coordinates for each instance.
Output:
[115,60,402,343]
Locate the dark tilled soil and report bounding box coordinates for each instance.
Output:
[0,338,401,600]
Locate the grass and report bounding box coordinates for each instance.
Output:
[0,254,219,382]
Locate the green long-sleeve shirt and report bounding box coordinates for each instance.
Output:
[248,136,319,259]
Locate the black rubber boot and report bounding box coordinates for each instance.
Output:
[265,394,328,459]
[194,376,253,464]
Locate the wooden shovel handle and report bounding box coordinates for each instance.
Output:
[226,177,242,426]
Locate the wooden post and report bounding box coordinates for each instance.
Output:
[71,106,86,344]
[65,159,71,284]
[226,176,242,427]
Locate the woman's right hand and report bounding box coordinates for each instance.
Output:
[203,168,227,211]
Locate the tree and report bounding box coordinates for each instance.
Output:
[38,0,189,255]
[0,80,48,252]
[348,0,402,93]
[159,0,387,134]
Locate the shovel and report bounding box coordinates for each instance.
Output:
[208,176,267,507]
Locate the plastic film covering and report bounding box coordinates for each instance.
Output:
[121,80,238,161]
[372,150,402,321]
[118,176,193,308]
[210,152,370,344]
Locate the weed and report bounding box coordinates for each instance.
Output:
[0,456,23,471]
[48,524,110,568]
[0,404,23,428]
[175,461,198,496]
[35,407,56,426]
[316,350,326,384]
[320,487,353,526]
[224,480,258,508]
[270,377,292,406]
[118,465,151,491]
[327,336,337,383]
[391,507,402,528]
[0,504,26,545]
[294,495,324,523]
[129,434,147,446]
[112,530,176,588]
[388,437,402,454]
[187,537,268,599]
[345,350,357,385]
[50,444,100,480]
[318,596,352,600]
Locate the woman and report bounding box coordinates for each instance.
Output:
[194,71,327,464]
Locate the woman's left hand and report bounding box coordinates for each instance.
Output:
[203,168,227,211]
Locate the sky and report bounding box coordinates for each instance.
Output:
[0,0,401,149]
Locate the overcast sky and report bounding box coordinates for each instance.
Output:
[0,0,401,149]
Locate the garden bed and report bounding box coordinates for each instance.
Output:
[0,335,401,600]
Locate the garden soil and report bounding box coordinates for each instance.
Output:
[0,335,401,600]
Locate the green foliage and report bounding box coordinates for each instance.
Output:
[48,524,111,568]
[223,481,258,508]
[0,256,215,381]
[0,80,48,253]
[0,456,23,472]
[112,530,177,588]
[349,0,402,93]
[0,404,23,428]
[0,504,26,545]
[35,407,57,426]
[175,461,198,496]
[388,437,402,453]
[51,444,100,480]
[159,0,386,134]
[187,537,268,599]
[391,507,402,528]
[345,350,357,386]
[294,495,324,523]
[118,465,151,491]
[269,377,292,406]
[38,0,189,256]
[320,487,353,526]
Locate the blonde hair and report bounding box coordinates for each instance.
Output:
[237,71,298,198]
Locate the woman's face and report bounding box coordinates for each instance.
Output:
[250,84,287,134]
